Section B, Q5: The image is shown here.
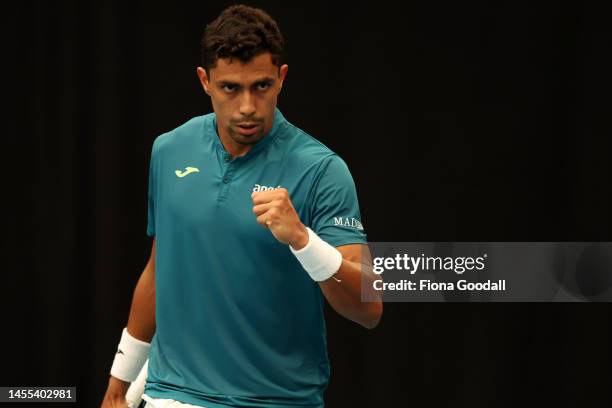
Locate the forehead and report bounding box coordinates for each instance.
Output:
[210,52,278,83]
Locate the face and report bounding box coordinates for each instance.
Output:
[197,52,288,153]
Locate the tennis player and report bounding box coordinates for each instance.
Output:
[101,5,382,408]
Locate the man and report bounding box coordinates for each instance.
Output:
[101,5,382,408]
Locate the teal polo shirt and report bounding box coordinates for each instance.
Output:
[143,108,366,407]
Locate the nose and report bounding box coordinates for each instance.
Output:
[239,90,256,117]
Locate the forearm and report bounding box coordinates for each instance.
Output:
[126,238,157,343]
[318,259,382,329]
[104,257,156,405]
[126,261,156,342]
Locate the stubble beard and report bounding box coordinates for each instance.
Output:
[227,124,266,145]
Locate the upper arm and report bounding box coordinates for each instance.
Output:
[143,237,156,281]
[149,237,156,265]
[309,155,367,247]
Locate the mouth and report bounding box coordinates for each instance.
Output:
[235,122,261,136]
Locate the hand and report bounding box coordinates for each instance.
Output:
[252,188,309,250]
[100,376,129,408]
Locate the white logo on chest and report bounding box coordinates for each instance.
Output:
[252,184,282,192]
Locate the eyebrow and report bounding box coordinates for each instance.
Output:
[216,77,276,87]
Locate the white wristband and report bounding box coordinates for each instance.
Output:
[290,227,342,282]
[110,328,151,382]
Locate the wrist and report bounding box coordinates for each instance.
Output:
[290,227,342,282]
[108,374,130,386]
[107,375,130,392]
[289,224,309,251]
[110,328,151,383]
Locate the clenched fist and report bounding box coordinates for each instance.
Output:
[251,188,309,250]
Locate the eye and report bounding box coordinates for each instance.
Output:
[222,84,237,92]
[256,82,272,91]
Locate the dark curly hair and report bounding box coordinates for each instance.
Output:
[201,5,284,76]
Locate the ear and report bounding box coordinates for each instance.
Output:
[278,64,288,91]
[196,67,211,95]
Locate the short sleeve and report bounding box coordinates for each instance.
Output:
[309,155,367,247]
[146,143,157,237]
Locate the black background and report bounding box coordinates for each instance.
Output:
[4,1,612,407]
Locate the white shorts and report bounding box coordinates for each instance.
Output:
[142,393,208,408]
